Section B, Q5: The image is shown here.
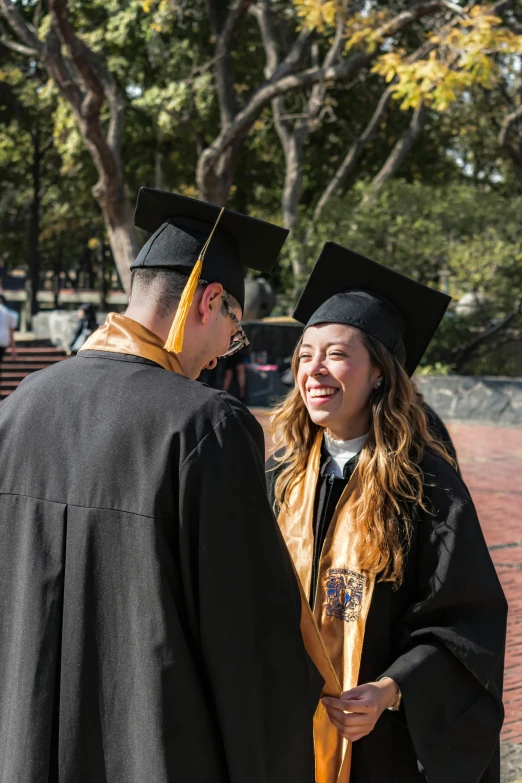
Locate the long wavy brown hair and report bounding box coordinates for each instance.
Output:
[270,329,454,586]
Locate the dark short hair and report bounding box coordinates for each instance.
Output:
[130,267,241,318]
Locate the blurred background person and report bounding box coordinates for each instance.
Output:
[222,343,250,403]
[69,303,98,354]
[0,294,18,380]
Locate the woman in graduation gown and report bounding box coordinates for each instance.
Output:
[266,242,507,783]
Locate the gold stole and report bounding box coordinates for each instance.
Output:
[79,312,183,374]
[277,432,376,783]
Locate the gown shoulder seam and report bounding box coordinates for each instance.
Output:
[180,409,255,469]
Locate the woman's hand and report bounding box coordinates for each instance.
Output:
[321,678,399,742]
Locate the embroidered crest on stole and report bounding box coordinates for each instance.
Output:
[326,568,366,622]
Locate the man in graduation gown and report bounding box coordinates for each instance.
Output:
[0,188,323,782]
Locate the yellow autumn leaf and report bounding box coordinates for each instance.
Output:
[294,0,337,32]
[344,9,391,52]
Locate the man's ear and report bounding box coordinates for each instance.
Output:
[199,282,223,325]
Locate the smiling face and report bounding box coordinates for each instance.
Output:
[296,323,383,440]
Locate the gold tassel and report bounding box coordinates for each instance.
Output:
[164,206,225,354]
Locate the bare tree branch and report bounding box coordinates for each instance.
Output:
[307,0,508,208]
[499,103,522,159]
[309,83,395,230]
[105,83,126,156]
[0,20,38,56]
[275,12,347,232]
[271,27,315,83]
[369,102,427,194]
[308,36,438,230]
[489,0,514,13]
[196,0,256,203]
[295,11,345,129]
[498,93,522,190]
[0,0,42,53]
[373,1,441,38]
[251,0,278,77]
[441,1,467,15]
[49,0,106,121]
[207,0,254,127]
[252,0,294,204]
[197,1,442,196]
[41,26,83,115]
[219,0,254,53]
[0,36,37,56]
[453,304,521,372]
[197,56,367,188]
[48,0,128,176]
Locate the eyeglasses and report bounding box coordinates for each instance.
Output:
[219,292,250,358]
[199,279,249,359]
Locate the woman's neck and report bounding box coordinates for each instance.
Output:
[326,412,370,442]
[325,430,368,447]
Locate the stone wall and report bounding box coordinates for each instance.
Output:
[246,370,522,423]
[417,375,522,426]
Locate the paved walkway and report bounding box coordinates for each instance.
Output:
[449,423,522,783]
[253,412,522,782]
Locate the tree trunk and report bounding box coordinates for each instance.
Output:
[97,188,139,294]
[98,238,108,311]
[506,153,522,194]
[26,128,42,320]
[281,135,305,231]
[498,102,522,195]
[197,145,240,205]
[289,242,307,282]
[53,242,62,309]
[154,142,164,191]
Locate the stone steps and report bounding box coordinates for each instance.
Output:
[0,345,68,400]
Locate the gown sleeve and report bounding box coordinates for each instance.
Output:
[381,454,507,783]
[179,406,323,783]
[265,451,282,508]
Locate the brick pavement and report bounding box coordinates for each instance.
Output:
[447,424,522,762]
[447,423,522,782]
[253,411,522,781]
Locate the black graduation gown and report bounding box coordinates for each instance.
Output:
[421,401,459,470]
[0,350,322,783]
[266,447,507,783]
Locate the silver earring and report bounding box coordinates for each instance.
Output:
[375,380,382,389]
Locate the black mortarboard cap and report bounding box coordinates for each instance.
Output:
[131,188,289,311]
[293,242,451,375]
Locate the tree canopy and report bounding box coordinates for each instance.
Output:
[0,0,521,373]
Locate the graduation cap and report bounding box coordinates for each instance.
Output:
[132,187,289,353]
[293,242,451,376]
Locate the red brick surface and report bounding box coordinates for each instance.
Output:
[253,411,522,744]
[448,423,522,745]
